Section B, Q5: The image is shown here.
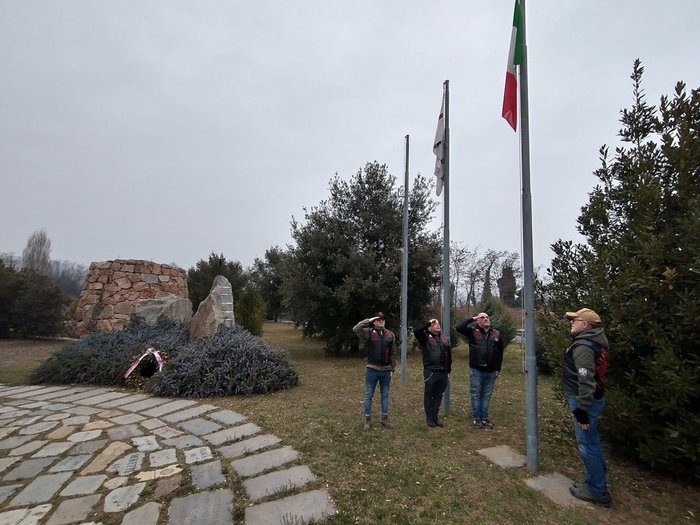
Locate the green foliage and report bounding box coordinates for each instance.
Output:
[249,246,286,321]
[30,318,189,385]
[187,253,247,313]
[284,162,441,353]
[540,61,700,480]
[148,326,299,397]
[0,263,66,338]
[474,296,516,345]
[236,287,266,336]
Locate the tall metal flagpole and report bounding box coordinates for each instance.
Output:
[519,0,539,472]
[441,80,451,414]
[401,135,409,384]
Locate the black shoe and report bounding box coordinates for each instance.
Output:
[569,485,612,508]
[481,419,494,429]
[472,419,483,429]
[426,420,437,427]
[434,419,444,427]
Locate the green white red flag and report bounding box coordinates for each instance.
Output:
[502,0,522,131]
[433,90,446,196]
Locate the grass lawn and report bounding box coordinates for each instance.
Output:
[1,324,698,524]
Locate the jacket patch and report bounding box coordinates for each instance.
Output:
[578,367,588,377]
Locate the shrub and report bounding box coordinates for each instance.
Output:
[30,317,189,385]
[236,287,266,336]
[148,326,299,397]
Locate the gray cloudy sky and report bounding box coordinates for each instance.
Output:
[1,1,699,272]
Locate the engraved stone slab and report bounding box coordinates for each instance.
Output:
[9,439,48,456]
[32,441,74,458]
[162,404,216,423]
[243,465,316,502]
[9,472,72,505]
[49,454,93,473]
[207,410,247,426]
[202,423,261,446]
[81,441,132,475]
[46,494,100,525]
[191,460,225,489]
[122,502,160,525]
[107,424,144,440]
[149,448,177,468]
[167,489,233,525]
[104,482,146,513]
[19,421,59,435]
[0,503,52,524]
[218,434,281,459]
[231,446,298,477]
[135,465,183,482]
[60,475,107,496]
[2,457,54,480]
[162,435,203,449]
[111,413,146,425]
[152,426,182,439]
[184,446,213,464]
[141,399,197,418]
[68,429,102,442]
[245,489,337,525]
[132,435,160,452]
[107,452,144,476]
[178,418,222,436]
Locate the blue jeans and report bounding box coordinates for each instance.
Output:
[469,368,498,421]
[566,396,608,497]
[364,368,391,416]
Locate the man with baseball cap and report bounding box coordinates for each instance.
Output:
[353,312,395,430]
[563,307,612,507]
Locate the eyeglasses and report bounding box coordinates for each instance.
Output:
[569,318,585,323]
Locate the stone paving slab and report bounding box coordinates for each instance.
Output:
[245,489,336,525]
[141,399,198,418]
[219,434,282,459]
[9,472,72,506]
[162,404,217,423]
[476,444,527,468]
[115,397,166,413]
[45,494,100,525]
[525,472,588,508]
[232,446,299,478]
[203,422,261,446]
[243,465,316,502]
[97,394,151,409]
[75,391,131,406]
[167,489,234,525]
[122,501,160,525]
[10,387,70,401]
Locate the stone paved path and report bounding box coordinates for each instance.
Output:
[0,384,336,525]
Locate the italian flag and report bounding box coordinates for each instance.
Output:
[502,0,522,131]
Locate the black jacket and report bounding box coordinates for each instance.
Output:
[413,322,452,373]
[456,319,503,373]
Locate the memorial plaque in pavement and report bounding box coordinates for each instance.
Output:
[135,465,183,481]
[81,441,132,475]
[149,448,177,468]
[184,446,213,464]
[9,439,48,456]
[162,404,216,423]
[0,484,21,504]
[152,426,182,439]
[207,410,247,426]
[141,399,198,418]
[71,438,108,455]
[178,418,222,436]
[9,471,72,505]
[32,441,74,458]
[245,489,337,525]
[167,489,233,525]
[60,474,107,496]
[46,494,101,525]
[0,434,35,450]
[103,482,146,513]
[231,446,298,477]
[111,413,146,425]
[121,501,161,525]
[190,460,225,489]
[218,434,281,459]
[2,457,55,481]
[243,465,316,502]
[107,424,144,440]
[107,452,144,476]
[132,435,160,452]
[49,454,93,473]
[202,422,261,446]
[162,435,203,449]
[68,429,103,442]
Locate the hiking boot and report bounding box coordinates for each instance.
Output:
[363,416,371,430]
[472,419,483,429]
[426,419,437,428]
[381,415,392,428]
[434,419,444,427]
[481,419,494,429]
[569,484,612,508]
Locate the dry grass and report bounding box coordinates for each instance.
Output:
[2,325,698,524]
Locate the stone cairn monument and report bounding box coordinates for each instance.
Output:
[73,259,189,337]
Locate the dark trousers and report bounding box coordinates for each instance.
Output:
[423,369,449,423]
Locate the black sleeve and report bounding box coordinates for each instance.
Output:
[455,319,474,341]
[413,322,430,346]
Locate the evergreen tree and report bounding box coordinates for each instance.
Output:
[540,61,700,480]
[187,253,247,313]
[284,162,441,352]
[249,246,286,321]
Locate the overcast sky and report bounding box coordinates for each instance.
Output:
[2,1,699,274]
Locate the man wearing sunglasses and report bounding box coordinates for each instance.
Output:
[563,307,612,508]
